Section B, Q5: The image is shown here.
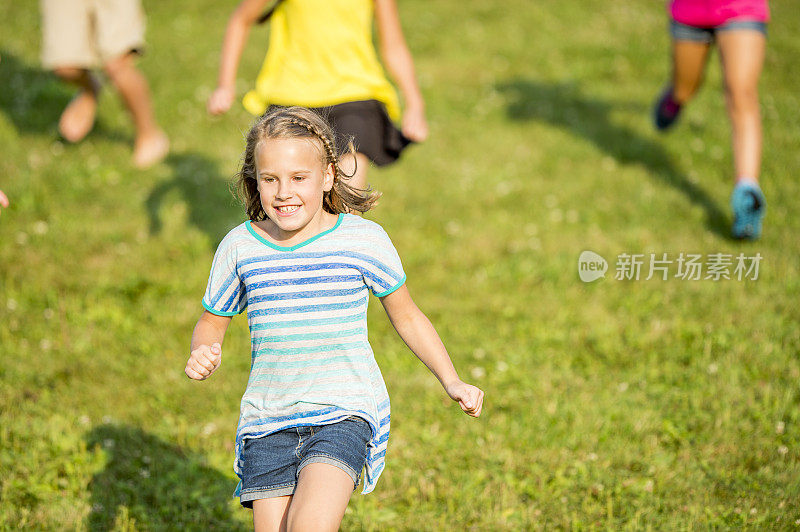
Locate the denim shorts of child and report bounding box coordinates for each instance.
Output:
[239,416,373,508]
[671,19,767,44]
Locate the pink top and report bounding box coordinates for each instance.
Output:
[670,0,769,27]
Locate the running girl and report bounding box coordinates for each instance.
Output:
[185,106,483,531]
[207,0,428,192]
[653,0,769,239]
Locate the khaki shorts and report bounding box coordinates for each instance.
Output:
[41,0,145,69]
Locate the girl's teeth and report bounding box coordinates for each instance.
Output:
[277,206,299,213]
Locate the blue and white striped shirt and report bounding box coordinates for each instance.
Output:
[202,213,405,494]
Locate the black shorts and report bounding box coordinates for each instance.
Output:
[269,100,411,166]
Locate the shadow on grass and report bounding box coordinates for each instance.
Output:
[0,49,70,135]
[0,49,128,143]
[497,78,728,237]
[86,424,246,530]
[146,152,243,250]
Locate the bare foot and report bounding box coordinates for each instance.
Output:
[58,77,100,143]
[133,130,169,168]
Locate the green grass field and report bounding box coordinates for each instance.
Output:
[2,0,799,529]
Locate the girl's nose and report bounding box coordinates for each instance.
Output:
[275,180,293,199]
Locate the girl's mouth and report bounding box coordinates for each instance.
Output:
[275,205,300,216]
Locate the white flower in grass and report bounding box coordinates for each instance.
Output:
[103,439,115,449]
[202,422,217,436]
[43,308,55,320]
[566,209,579,224]
[40,339,52,351]
[776,421,785,435]
[7,299,17,311]
[470,366,486,379]
[617,382,629,392]
[445,221,461,236]
[778,445,788,456]
[79,415,91,426]
[15,232,28,245]
[750,508,757,515]
[473,348,486,360]
[644,479,654,493]
[496,361,508,372]
[495,182,514,196]
[33,221,49,235]
[707,363,719,375]
[587,453,598,461]
[140,469,150,478]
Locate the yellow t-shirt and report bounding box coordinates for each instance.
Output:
[242,0,401,121]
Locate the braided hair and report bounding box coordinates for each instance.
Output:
[236,106,380,221]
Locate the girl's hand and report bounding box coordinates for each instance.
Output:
[445,380,484,417]
[401,105,428,143]
[207,86,235,115]
[185,343,222,380]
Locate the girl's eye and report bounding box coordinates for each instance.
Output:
[293,175,306,181]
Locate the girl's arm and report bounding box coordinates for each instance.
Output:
[380,285,484,417]
[185,311,233,380]
[207,0,274,115]
[374,0,428,142]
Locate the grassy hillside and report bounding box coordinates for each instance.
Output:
[1,0,798,529]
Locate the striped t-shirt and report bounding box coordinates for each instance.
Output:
[202,213,406,494]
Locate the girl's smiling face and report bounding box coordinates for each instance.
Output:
[255,137,334,242]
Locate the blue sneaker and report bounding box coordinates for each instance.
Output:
[731,182,766,240]
[653,87,682,131]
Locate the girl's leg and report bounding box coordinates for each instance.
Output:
[103,51,169,168]
[285,463,355,531]
[654,35,711,130]
[671,39,712,104]
[253,495,292,532]
[53,67,101,143]
[716,29,766,182]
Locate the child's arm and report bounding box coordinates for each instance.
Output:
[380,285,484,417]
[207,0,274,115]
[374,0,428,143]
[185,311,232,380]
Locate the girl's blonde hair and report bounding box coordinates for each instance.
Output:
[236,106,380,220]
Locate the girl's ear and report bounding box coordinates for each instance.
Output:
[323,162,335,192]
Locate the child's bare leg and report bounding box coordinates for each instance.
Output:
[53,67,100,143]
[339,152,370,192]
[103,52,168,168]
[285,463,354,531]
[717,30,765,182]
[671,39,712,103]
[252,496,291,532]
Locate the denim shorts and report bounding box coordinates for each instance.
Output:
[239,416,373,508]
[671,19,767,44]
